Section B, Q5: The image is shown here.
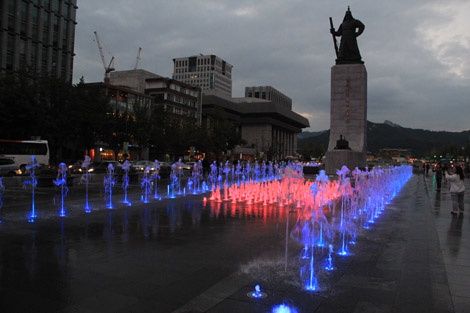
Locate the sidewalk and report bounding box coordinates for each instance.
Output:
[423,173,470,313]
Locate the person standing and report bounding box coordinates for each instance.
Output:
[445,166,465,215]
[435,163,443,191]
[442,163,448,184]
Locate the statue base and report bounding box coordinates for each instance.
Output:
[325,63,367,175]
[325,150,366,175]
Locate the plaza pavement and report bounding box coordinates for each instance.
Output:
[0,172,468,313]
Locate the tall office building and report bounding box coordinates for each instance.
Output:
[0,0,77,81]
[172,54,232,97]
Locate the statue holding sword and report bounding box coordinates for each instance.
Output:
[330,7,365,64]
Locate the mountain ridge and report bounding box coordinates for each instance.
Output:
[299,121,470,157]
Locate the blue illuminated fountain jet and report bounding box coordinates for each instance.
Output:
[152,160,161,199]
[247,284,267,299]
[235,161,242,185]
[325,244,334,271]
[208,161,218,189]
[23,156,40,222]
[53,163,68,217]
[0,177,5,222]
[176,158,184,194]
[81,156,92,213]
[121,160,131,205]
[271,304,298,313]
[141,166,152,203]
[168,163,178,198]
[223,161,231,186]
[104,163,116,209]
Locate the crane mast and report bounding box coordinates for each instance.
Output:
[134,47,142,70]
[93,31,115,83]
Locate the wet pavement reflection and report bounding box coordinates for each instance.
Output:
[0,186,294,313]
[423,173,470,313]
[0,173,469,312]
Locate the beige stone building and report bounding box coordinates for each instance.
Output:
[202,91,309,160]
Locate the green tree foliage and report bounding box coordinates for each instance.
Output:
[298,142,326,161]
[203,115,241,156]
[0,74,110,163]
[0,72,245,163]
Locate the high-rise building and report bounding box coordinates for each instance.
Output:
[0,0,77,81]
[172,54,232,97]
[245,86,292,110]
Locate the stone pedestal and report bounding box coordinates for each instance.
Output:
[325,150,365,174]
[325,64,367,174]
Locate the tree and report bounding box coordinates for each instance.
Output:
[0,73,111,163]
[298,143,326,161]
[203,113,241,159]
[131,101,152,159]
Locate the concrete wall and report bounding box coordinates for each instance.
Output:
[241,124,272,153]
[110,70,160,93]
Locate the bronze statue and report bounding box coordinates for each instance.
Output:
[330,7,365,64]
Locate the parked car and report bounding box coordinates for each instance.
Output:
[88,161,123,174]
[183,162,196,172]
[132,160,156,172]
[0,157,21,176]
[68,160,85,174]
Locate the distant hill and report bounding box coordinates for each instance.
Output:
[298,121,470,156]
[384,120,402,128]
[298,130,327,139]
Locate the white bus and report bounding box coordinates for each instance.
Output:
[0,140,50,172]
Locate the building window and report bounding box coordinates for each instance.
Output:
[63,3,69,18]
[53,0,60,13]
[53,15,60,32]
[8,0,15,13]
[21,0,28,19]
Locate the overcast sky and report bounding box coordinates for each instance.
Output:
[73,0,470,132]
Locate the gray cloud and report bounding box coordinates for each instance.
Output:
[73,0,470,132]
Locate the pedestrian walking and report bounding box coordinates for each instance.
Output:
[445,166,465,215]
[435,163,443,191]
[442,163,448,184]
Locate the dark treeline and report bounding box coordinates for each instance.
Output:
[0,72,242,164]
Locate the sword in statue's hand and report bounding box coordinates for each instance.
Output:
[329,17,339,57]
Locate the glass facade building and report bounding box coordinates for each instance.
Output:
[0,0,77,81]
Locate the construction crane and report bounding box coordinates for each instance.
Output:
[93,31,115,84]
[134,47,142,70]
